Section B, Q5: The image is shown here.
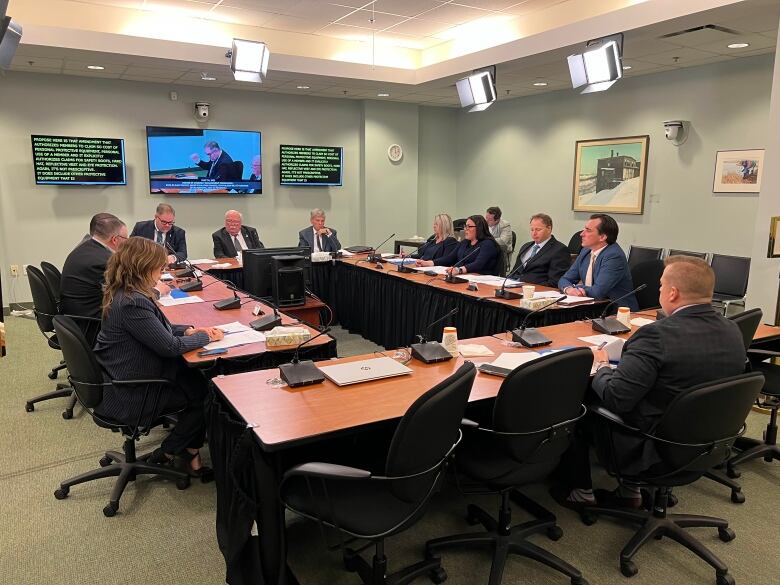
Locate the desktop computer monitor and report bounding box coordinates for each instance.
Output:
[243,246,311,300]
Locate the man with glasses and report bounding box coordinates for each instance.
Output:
[212,210,263,258]
[190,141,237,182]
[61,213,128,320]
[130,203,188,263]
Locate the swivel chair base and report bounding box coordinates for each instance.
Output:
[54,435,190,517]
[426,489,587,585]
[343,538,446,585]
[727,399,780,477]
[580,487,735,585]
[25,386,79,419]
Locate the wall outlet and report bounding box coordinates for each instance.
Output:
[22,264,29,276]
[10,264,19,277]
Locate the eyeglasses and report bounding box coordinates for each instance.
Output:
[113,234,128,241]
[465,223,476,229]
[157,217,175,226]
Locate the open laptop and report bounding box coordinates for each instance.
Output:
[319,356,413,386]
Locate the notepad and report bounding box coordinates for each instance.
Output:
[158,295,204,307]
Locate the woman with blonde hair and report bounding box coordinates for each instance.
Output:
[410,213,458,261]
[94,236,223,478]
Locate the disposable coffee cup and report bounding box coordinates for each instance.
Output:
[522,285,535,299]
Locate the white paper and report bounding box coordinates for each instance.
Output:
[458,344,495,357]
[630,317,655,327]
[203,329,266,350]
[210,263,233,269]
[158,295,204,307]
[338,249,355,257]
[490,352,543,370]
[578,335,625,361]
[463,275,521,287]
[216,321,252,334]
[190,258,217,265]
[411,265,449,274]
[159,273,174,281]
[578,334,622,346]
[558,295,595,305]
[532,291,564,299]
[380,253,398,258]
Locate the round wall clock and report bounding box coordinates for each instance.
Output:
[387,143,403,162]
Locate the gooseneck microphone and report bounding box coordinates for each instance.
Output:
[494,265,524,300]
[511,295,567,347]
[443,245,481,284]
[410,308,459,363]
[590,284,647,334]
[366,233,396,263]
[249,293,283,331]
[278,327,333,387]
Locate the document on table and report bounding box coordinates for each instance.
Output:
[203,329,266,350]
[215,321,252,334]
[411,265,449,274]
[458,344,494,357]
[210,263,233,269]
[577,334,625,361]
[158,295,204,307]
[630,317,654,327]
[558,295,595,305]
[339,249,355,257]
[463,275,521,287]
[532,291,565,299]
[190,258,217,264]
[489,352,543,370]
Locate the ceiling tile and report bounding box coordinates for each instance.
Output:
[636,46,721,67]
[263,14,330,34]
[209,6,279,27]
[419,2,493,24]
[335,10,409,30]
[659,27,744,48]
[220,0,305,10]
[335,1,446,18]
[382,17,454,37]
[451,1,524,10]
[693,33,777,56]
[622,37,685,58]
[717,7,780,35]
[123,66,185,78]
[500,0,571,17]
[11,56,63,69]
[63,60,128,74]
[62,69,121,79]
[9,65,62,75]
[120,75,178,83]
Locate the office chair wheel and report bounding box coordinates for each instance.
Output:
[731,491,745,504]
[103,502,118,517]
[25,402,34,413]
[667,493,678,507]
[620,560,638,578]
[98,455,112,467]
[716,572,735,585]
[176,477,191,490]
[580,511,597,526]
[62,409,73,420]
[48,371,58,380]
[546,526,564,541]
[726,466,740,479]
[429,567,447,584]
[54,487,69,500]
[718,527,736,543]
[571,578,589,585]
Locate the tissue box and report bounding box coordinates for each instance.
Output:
[519,298,555,310]
[265,326,311,347]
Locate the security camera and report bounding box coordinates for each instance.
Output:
[194,102,210,120]
[663,120,688,145]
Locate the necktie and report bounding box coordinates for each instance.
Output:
[232,235,242,252]
[317,233,323,252]
[156,231,163,245]
[585,252,596,287]
[530,244,540,258]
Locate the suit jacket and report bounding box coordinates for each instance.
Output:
[130,220,188,262]
[94,291,208,425]
[434,238,499,275]
[60,238,112,319]
[510,235,571,288]
[559,243,638,311]
[591,304,746,473]
[298,226,341,252]
[212,226,263,258]
[196,150,235,181]
[411,235,458,261]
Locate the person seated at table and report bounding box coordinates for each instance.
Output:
[509,213,572,287]
[298,208,341,252]
[212,210,263,258]
[408,213,458,261]
[130,203,187,264]
[93,237,224,478]
[416,215,499,276]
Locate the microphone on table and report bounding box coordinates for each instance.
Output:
[278,327,333,387]
[163,241,198,281]
[213,288,241,311]
[410,308,459,364]
[494,265,524,300]
[366,233,396,264]
[443,246,480,284]
[249,293,283,332]
[590,284,647,335]
[510,296,567,347]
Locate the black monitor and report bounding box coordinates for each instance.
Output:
[243,246,311,299]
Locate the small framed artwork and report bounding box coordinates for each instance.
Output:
[572,135,649,215]
[768,217,780,258]
[713,149,764,193]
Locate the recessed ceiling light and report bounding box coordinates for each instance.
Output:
[377,92,390,97]
[727,42,750,49]
[87,65,104,70]
[201,73,216,81]
[622,65,632,70]
[532,82,548,87]
[296,85,310,89]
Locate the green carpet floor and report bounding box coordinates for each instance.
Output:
[1,316,779,585]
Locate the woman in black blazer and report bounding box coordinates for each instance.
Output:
[416,214,499,276]
[410,213,458,261]
[94,237,223,477]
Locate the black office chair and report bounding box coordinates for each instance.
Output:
[231,160,244,181]
[667,248,708,260]
[40,261,63,306]
[711,254,751,314]
[52,315,190,517]
[629,260,664,310]
[280,362,476,585]
[426,348,593,585]
[24,265,79,419]
[627,245,663,270]
[580,372,764,585]
[567,231,582,256]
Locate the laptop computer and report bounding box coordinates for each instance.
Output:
[319,356,413,386]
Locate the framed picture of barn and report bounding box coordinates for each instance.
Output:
[572,135,649,214]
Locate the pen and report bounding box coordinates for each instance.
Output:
[596,341,608,351]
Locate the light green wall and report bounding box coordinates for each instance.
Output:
[417,106,458,238]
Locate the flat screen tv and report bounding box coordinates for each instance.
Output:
[146,126,261,194]
[280,144,343,186]
[31,135,126,185]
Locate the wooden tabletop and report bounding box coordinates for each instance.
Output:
[194,258,242,270]
[755,323,780,341]
[159,273,331,364]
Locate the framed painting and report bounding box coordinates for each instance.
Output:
[572,135,649,214]
[768,216,780,258]
[713,149,764,193]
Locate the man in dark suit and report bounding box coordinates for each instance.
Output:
[190,141,236,181]
[130,203,187,263]
[510,213,572,287]
[298,208,341,252]
[559,213,638,311]
[60,213,128,319]
[554,256,746,509]
[246,154,262,193]
[212,210,263,258]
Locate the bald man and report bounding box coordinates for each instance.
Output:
[212,210,263,258]
[554,255,746,509]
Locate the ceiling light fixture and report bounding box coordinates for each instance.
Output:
[201,72,216,81]
[532,82,548,87]
[87,65,104,70]
[622,65,632,70]
[727,42,749,49]
[296,85,310,89]
[227,38,270,83]
[456,66,497,112]
[377,92,390,97]
[567,33,624,94]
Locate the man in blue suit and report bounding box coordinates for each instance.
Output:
[558,213,638,311]
[298,208,341,252]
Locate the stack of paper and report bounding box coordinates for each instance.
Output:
[458,344,494,357]
[190,258,217,265]
[158,295,204,307]
[558,295,595,305]
[203,329,266,351]
[577,334,625,361]
[630,317,654,327]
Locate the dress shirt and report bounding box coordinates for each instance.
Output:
[520,237,551,266]
[231,231,248,252]
[584,245,605,286]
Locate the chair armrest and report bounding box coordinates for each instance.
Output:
[588,405,641,433]
[61,314,101,323]
[283,462,372,481]
[747,349,780,359]
[111,378,176,387]
[461,418,479,429]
